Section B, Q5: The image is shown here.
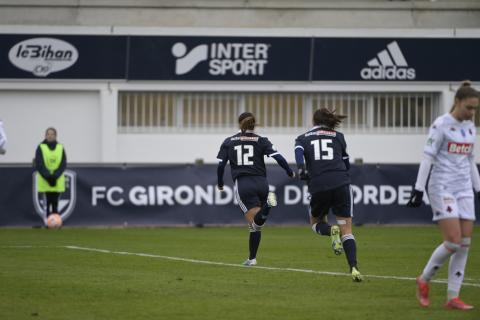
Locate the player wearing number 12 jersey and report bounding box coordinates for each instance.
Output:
[217,112,295,266]
[295,108,362,281]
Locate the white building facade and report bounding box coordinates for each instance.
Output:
[0,1,479,164]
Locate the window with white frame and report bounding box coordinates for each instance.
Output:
[118,91,441,133]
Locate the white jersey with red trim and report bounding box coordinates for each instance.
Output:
[425,113,476,192]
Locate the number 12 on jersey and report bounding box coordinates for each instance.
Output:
[311,139,333,160]
[234,145,254,165]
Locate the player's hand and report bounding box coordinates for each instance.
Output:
[298,168,310,181]
[406,189,423,207]
[217,184,224,192]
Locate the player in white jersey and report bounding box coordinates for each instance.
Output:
[407,81,479,310]
[0,119,6,155]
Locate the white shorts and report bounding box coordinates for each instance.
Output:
[427,188,476,221]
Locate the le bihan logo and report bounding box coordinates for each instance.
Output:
[360,41,415,80]
[171,42,269,76]
[9,37,79,77]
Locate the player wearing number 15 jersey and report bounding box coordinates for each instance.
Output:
[295,108,362,282]
[217,112,295,266]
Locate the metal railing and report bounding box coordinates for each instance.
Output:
[118,91,441,134]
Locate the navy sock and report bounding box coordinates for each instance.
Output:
[342,238,358,270]
[249,231,261,260]
[254,204,271,226]
[314,223,331,236]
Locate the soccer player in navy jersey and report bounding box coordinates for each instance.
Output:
[217,112,295,266]
[295,108,362,281]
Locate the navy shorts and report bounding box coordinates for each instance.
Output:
[310,184,353,218]
[234,175,269,213]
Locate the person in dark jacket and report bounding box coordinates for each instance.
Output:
[35,127,67,218]
[0,118,7,155]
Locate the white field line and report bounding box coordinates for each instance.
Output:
[2,245,479,287]
[63,245,480,288]
[0,245,52,248]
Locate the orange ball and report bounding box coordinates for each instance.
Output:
[47,213,62,229]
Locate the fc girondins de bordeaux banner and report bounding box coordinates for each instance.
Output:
[1,164,475,227]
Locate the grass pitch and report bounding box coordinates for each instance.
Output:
[1,226,479,320]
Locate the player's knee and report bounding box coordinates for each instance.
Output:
[443,241,461,253]
[460,238,471,252]
[249,222,263,232]
[461,237,471,246]
[336,218,352,234]
[341,233,355,242]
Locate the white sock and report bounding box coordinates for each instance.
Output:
[447,237,471,300]
[421,241,460,282]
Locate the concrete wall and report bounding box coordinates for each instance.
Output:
[0,89,102,163]
[0,1,479,165]
[0,77,472,165]
[0,0,479,28]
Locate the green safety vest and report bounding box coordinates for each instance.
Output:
[36,143,65,193]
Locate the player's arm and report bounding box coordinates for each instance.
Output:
[294,137,309,180]
[339,134,350,170]
[52,149,67,180]
[35,146,51,180]
[469,153,480,200]
[272,154,294,178]
[407,124,442,207]
[0,123,7,154]
[263,137,294,177]
[216,140,229,190]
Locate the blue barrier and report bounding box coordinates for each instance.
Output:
[0,164,475,226]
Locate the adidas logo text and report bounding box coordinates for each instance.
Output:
[360,41,416,80]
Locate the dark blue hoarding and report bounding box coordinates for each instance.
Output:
[1,164,473,227]
[0,34,127,79]
[128,36,312,81]
[312,38,480,81]
[0,34,479,81]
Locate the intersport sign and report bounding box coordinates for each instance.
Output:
[172,42,269,76]
[128,36,311,81]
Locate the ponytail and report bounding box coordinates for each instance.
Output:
[238,112,255,133]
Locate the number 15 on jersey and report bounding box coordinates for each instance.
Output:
[311,139,333,160]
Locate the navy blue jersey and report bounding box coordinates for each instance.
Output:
[217,131,278,181]
[295,126,350,193]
